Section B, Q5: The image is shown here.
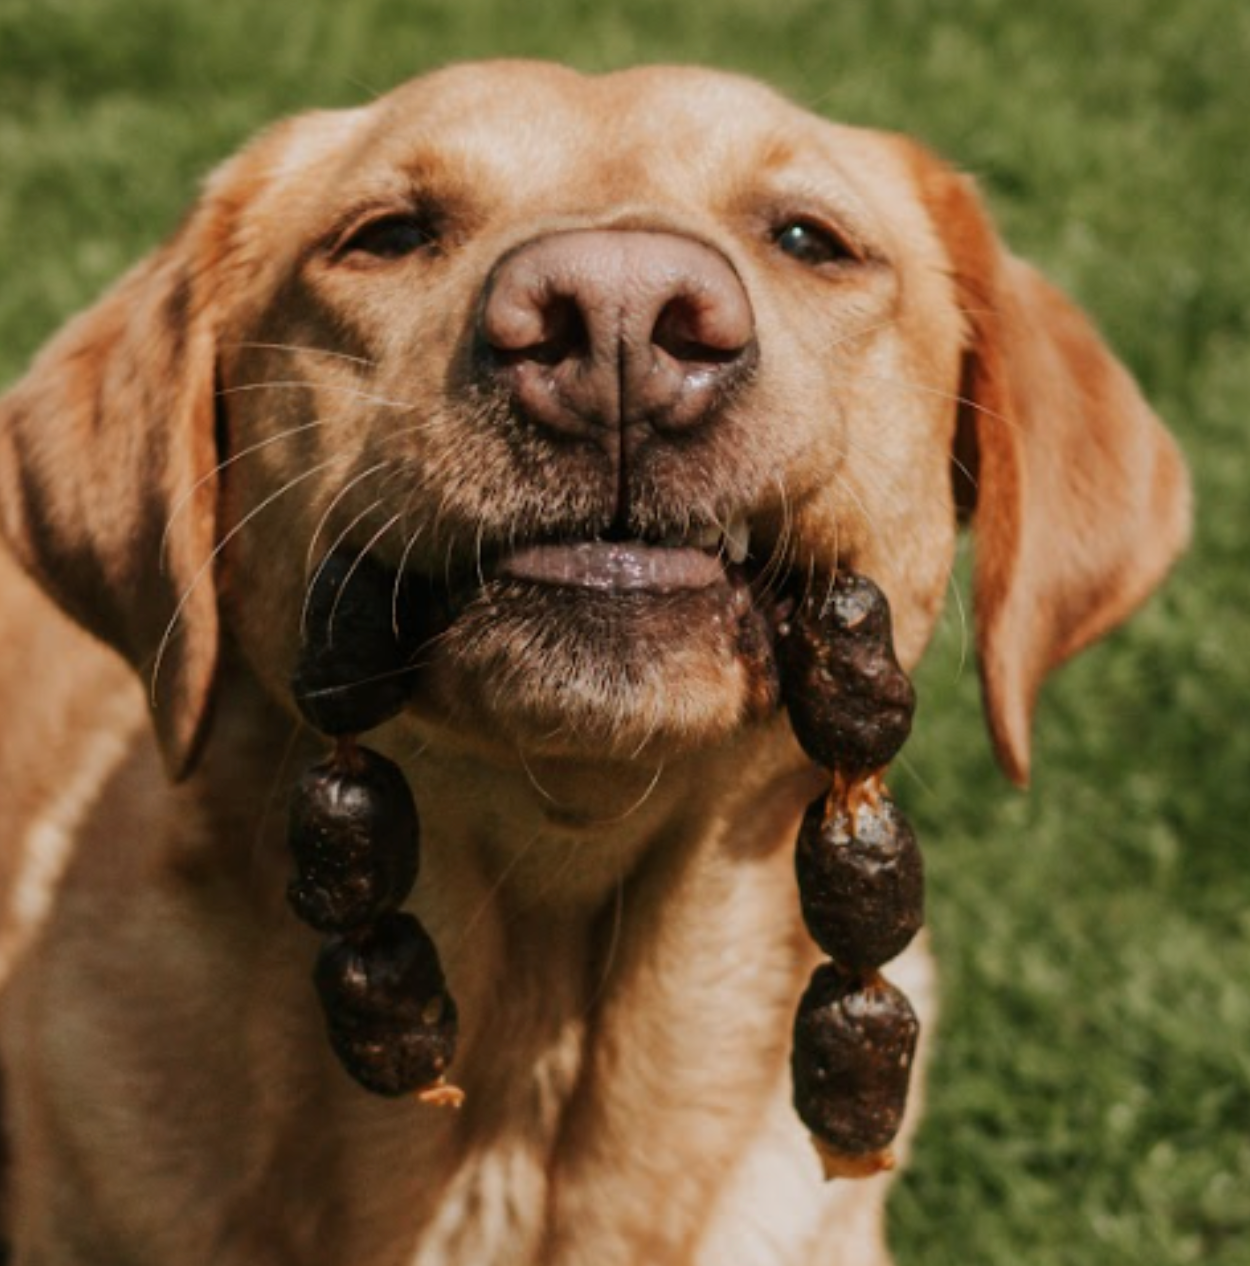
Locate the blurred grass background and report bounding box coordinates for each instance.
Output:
[1,1,1246,1262]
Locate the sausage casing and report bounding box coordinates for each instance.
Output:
[777,573,915,778]
[315,912,458,1097]
[795,790,924,971]
[791,964,919,1159]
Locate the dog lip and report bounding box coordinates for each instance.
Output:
[496,540,727,593]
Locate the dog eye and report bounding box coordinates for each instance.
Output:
[339,214,436,260]
[773,220,856,269]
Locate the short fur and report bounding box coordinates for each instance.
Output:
[0,62,1188,1265]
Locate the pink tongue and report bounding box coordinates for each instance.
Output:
[500,541,724,593]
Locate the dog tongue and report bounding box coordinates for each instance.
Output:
[499,541,724,593]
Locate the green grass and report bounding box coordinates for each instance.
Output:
[2,1,1247,1262]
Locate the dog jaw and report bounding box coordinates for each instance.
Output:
[407,565,782,761]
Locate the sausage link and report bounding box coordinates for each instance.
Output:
[315,911,459,1098]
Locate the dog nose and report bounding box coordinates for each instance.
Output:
[479,230,756,437]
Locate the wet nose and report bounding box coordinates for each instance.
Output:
[478,230,757,438]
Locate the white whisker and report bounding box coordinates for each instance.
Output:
[516,746,559,805]
[391,524,428,639]
[594,762,665,824]
[443,827,543,965]
[946,552,971,681]
[225,340,379,369]
[300,493,390,637]
[304,459,393,575]
[216,380,419,411]
[585,872,626,1015]
[474,519,488,592]
[326,513,404,645]
[151,455,349,706]
[754,472,795,601]
[826,467,883,556]
[826,316,901,352]
[625,704,662,760]
[160,417,340,569]
[820,567,838,620]
[892,749,934,798]
[852,368,1021,438]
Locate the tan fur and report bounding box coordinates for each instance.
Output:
[0,62,1188,1265]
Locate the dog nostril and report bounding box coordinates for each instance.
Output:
[640,281,757,432]
[487,290,589,368]
[652,292,754,366]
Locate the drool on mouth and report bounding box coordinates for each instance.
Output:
[489,513,753,595]
[498,540,727,594]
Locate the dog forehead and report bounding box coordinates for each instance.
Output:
[343,60,879,200]
[380,60,804,142]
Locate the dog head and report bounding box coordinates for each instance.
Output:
[0,62,1190,785]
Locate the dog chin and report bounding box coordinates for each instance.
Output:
[412,576,781,759]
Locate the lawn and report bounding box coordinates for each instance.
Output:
[1,1,1247,1262]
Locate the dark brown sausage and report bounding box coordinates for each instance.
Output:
[287,743,419,933]
[776,572,915,779]
[291,553,419,735]
[791,964,919,1169]
[795,790,923,972]
[315,912,459,1097]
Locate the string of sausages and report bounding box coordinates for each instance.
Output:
[288,555,461,1106]
[285,555,924,1171]
[776,573,922,1178]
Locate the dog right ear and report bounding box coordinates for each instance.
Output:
[0,104,372,780]
[0,229,223,781]
[0,108,374,781]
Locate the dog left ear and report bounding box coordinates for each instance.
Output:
[909,146,1191,785]
[0,226,222,781]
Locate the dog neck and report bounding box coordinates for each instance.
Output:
[197,651,818,912]
[401,731,809,912]
[112,658,829,1259]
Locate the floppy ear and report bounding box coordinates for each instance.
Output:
[914,152,1191,784]
[0,227,221,781]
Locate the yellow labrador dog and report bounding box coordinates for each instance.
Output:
[0,62,1188,1265]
